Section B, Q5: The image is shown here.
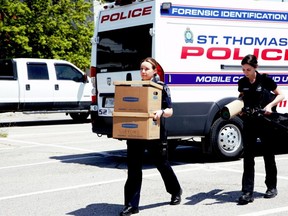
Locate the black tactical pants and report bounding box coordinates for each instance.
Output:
[124,139,181,208]
[241,117,277,193]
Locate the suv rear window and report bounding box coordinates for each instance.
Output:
[0,59,16,80]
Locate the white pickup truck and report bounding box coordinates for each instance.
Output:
[0,58,91,121]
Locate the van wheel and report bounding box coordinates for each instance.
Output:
[69,112,90,121]
[209,116,243,160]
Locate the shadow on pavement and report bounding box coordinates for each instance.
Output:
[50,145,233,172]
[185,189,264,205]
[67,203,123,216]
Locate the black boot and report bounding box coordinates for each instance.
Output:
[170,189,182,205]
[264,188,278,199]
[238,192,254,205]
[119,206,139,216]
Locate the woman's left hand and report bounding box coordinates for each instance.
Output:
[263,105,273,115]
[153,110,164,120]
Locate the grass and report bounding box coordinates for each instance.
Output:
[0,131,8,138]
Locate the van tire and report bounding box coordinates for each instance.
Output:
[69,112,90,121]
[209,116,243,160]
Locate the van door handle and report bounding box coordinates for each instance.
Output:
[55,84,59,90]
[26,84,30,90]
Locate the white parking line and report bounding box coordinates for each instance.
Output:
[0,178,126,201]
[0,165,204,201]
[1,137,288,216]
[234,156,288,216]
[0,138,105,152]
[238,206,288,216]
[0,158,287,216]
[0,155,100,170]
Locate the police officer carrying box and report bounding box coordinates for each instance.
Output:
[237,54,285,205]
[119,57,182,216]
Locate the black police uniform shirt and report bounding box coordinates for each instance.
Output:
[238,72,277,109]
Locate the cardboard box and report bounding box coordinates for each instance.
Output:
[114,81,162,113]
[113,112,160,140]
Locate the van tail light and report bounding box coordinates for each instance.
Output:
[90,66,97,104]
[157,64,164,82]
[92,95,97,104]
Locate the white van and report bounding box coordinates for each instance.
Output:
[0,58,91,121]
[90,0,288,159]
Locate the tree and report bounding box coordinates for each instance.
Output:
[0,0,94,71]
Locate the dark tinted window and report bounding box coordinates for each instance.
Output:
[0,59,15,79]
[27,63,49,80]
[55,64,84,82]
[97,24,153,72]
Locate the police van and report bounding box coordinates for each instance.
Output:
[90,0,288,160]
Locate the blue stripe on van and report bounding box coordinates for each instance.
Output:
[164,73,288,85]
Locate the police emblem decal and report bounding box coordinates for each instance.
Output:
[184,27,193,43]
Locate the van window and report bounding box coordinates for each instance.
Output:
[0,59,16,80]
[27,63,49,80]
[96,24,153,72]
[55,64,84,82]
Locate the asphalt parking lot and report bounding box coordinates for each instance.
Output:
[1,113,288,216]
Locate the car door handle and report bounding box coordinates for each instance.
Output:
[55,84,59,90]
[26,84,30,91]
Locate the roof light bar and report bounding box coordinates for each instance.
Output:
[161,2,172,10]
[115,0,135,6]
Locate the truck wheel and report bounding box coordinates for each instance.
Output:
[210,116,243,160]
[69,112,90,121]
